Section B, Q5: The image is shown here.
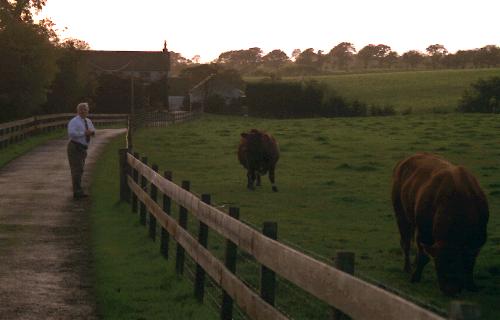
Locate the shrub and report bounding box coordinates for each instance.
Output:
[458,76,500,113]
[370,105,396,116]
[204,94,243,115]
[205,94,226,114]
[246,80,399,118]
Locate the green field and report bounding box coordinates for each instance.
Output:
[247,68,500,113]
[127,114,500,319]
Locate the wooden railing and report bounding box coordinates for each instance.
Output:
[133,110,200,128]
[119,149,481,320]
[0,113,128,149]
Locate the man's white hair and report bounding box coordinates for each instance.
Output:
[76,102,89,112]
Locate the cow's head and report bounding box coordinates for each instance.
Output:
[241,129,263,146]
[422,241,471,296]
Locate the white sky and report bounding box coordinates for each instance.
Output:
[38,0,500,62]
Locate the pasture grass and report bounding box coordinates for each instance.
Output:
[129,113,500,319]
[89,135,218,320]
[247,68,500,113]
[0,129,65,169]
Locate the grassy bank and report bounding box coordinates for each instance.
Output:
[89,135,217,320]
[247,68,500,113]
[129,114,500,319]
[0,129,65,169]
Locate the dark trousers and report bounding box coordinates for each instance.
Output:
[67,141,87,195]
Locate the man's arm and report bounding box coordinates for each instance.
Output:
[87,119,96,136]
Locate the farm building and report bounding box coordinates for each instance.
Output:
[80,42,171,111]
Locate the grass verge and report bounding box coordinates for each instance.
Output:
[0,130,65,169]
[89,134,218,320]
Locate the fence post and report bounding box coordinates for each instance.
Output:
[119,148,130,202]
[331,251,355,320]
[33,116,39,136]
[194,194,210,303]
[139,156,148,226]
[449,301,481,320]
[261,221,277,306]
[221,207,239,320]
[149,164,158,241]
[6,127,11,146]
[132,152,139,213]
[176,180,190,275]
[161,171,173,259]
[127,115,133,150]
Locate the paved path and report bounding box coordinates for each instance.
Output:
[0,129,126,319]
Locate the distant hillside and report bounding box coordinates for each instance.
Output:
[246,68,500,113]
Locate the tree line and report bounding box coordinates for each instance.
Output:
[0,0,92,122]
[169,43,500,76]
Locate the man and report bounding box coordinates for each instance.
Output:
[67,102,95,199]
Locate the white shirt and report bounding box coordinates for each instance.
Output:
[68,115,95,146]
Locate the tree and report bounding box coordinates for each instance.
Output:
[0,0,48,25]
[216,47,263,73]
[295,48,320,67]
[43,39,92,114]
[357,44,391,68]
[401,50,424,69]
[327,42,356,71]
[291,49,301,61]
[169,51,192,75]
[458,76,500,113]
[475,45,500,68]
[0,0,59,121]
[383,51,399,68]
[262,49,289,70]
[426,44,448,69]
[191,55,201,64]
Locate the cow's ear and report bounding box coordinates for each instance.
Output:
[420,243,438,258]
[241,133,248,138]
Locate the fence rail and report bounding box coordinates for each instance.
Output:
[121,151,476,320]
[0,113,128,148]
[133,110,200,128]
[128,175,287,320]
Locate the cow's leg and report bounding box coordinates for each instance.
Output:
[393,193,411,273]
[411,239,430,283]
[256,174,261,186]
[247,170,256,190]
[269,165,278,192]
[463,253,478,291]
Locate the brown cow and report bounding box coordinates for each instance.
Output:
[238,129,279,192]
[392,153,489,295]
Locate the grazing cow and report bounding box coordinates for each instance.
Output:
[392,153,489,295]
[238,129,280,192]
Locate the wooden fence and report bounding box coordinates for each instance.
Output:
[133,110,200,128]
[0,113,128,149]
[119,149,481,320]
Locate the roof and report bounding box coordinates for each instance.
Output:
[189,74,216,92]
[80,50,170,73]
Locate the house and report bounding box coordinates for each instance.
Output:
[80,42,170,110]
[81,42,170,81]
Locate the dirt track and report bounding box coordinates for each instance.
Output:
[0,129,126,319]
